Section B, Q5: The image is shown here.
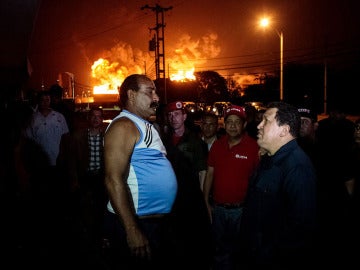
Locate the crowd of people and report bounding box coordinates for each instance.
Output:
[1,73,359,269]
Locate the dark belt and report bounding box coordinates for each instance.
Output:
[215,202,244,209]
[138,214,167,219]
[137,214,170,224]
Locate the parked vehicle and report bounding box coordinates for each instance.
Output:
[183,101,197,113]
[212,101,231,117]
[244,101,266,111]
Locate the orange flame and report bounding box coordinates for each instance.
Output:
[170,67,196,81]
[90,33,222,93]
[91,58,123,95]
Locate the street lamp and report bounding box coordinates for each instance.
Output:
[260,18,283,101]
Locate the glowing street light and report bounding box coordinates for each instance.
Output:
[260,18,283,101]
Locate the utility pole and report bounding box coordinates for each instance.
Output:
[141,4,172,103]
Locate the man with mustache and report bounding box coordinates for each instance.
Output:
[103,74,178,269]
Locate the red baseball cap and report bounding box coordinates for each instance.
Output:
[166,101,184,112]
[224,105,246,119]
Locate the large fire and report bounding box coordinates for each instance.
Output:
[91,58,123,95]
[169,68,195,81]
[89,33,259,99]
[91,57,197,97]
[90,33,221,97]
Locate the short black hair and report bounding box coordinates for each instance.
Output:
[201,112,218,122]
[37,90,51,102]
[119,74,153,108]
[267,101,301,138]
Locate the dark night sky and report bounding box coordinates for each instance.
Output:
[21,0,360,91]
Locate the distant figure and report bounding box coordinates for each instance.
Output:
[58,106,106,249]
[103,74,178,269]
[200,112,220,151]
[49,83,75,131]
[297,107,318,162]
[240,101,317,270]
[25,90,70,232]
[26,90,69,167]
[203,105,259,270]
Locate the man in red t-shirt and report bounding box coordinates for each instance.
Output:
[203,104,259,270]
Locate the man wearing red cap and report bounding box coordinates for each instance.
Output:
[203,104,259,270]
[162,100,213,269]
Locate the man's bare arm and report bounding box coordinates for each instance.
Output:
[104,117,151,258]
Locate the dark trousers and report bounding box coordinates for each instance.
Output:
[103,211,176,270]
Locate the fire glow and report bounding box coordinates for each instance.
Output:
[89,33,258,96]
[91,58,123,95]
[91,57,197,96]
[169,69,196,81]
[90,33,221,95]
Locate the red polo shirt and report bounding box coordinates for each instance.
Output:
[208,133,259,204]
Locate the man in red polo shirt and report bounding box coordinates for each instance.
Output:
[203,104,259,270]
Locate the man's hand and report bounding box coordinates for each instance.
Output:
[126,225,152,260]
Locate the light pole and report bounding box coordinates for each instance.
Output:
[260,18,283,101]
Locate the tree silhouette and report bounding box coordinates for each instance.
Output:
[194,71,229,104]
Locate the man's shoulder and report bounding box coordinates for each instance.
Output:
[107,116,137,131]
[280,141,314,166]
[105,118,139,147]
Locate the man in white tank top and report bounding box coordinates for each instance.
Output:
[103,74,177,269]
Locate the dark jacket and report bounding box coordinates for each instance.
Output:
[57,128,104,190]
[240,139,317,269]
[162,127,213,269]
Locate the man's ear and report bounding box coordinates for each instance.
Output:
[280,124,290,137]
[127,89,135,102]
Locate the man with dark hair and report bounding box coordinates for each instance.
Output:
[200,112,220,152]
[203,104,259,270]
[297,106,318,162]
[162,101,212,269]
[58,106,106,249]
[103,74,178,269]
[26,90,69,167]
[240,101,317,270]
